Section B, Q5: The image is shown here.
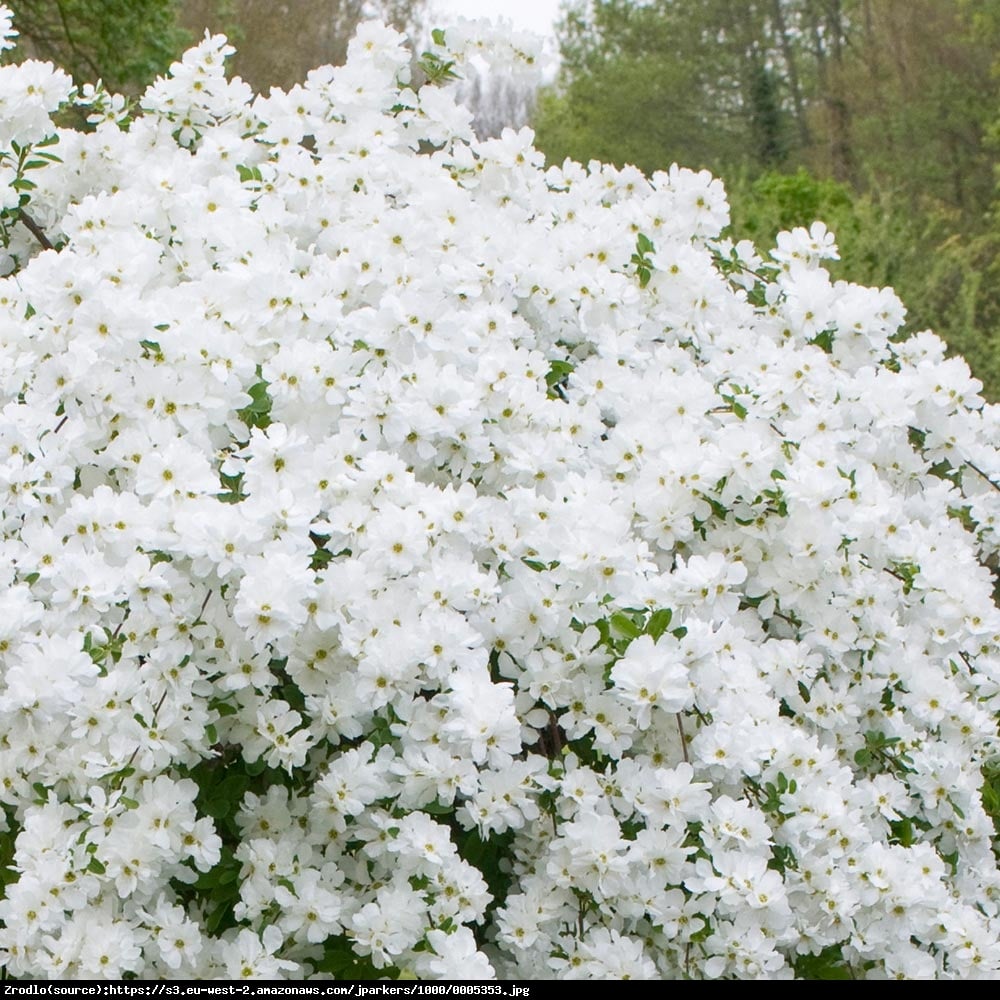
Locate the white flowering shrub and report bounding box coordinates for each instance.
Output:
[1,7,1000,980]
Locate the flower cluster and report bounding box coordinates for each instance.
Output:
[1,8,1000,980]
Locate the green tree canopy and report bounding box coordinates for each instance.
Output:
[179,0,427,92]
[536,0,795,177]
[533,0,1000,400]
[537,0,999,210]
[4,0,187,93]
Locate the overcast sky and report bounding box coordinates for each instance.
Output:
[429,0,564,40]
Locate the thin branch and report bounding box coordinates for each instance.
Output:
[965,460,1000,494]
[113,688,169,786]
[111,606,131,641]
[18,209,54,251]
[547,712,563,758]
[676,712,689,764]
[771,609,801,630]
[54,0,103,81]
[195,588,213,624]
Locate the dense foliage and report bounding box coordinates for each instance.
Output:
[2,0,186,93]
[1,6,1000,980]
[177,0,429,92]
[533,0,1000,401]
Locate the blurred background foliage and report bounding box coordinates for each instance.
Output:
[534,0,1000,400]
[176,1,426,92]
[2,0,187,92]
[4,2,427,93]
[3,0,1000,398]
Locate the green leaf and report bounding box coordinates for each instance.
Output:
[768,843,798,874]
[418,52,460,86]
[646,608,673,640]
[205,897,236,935]
[609,612,642,641]
[794,945,853,980]
[237,163,263,184]
[456,827,517,914]
[420,800,453,816]
[245,380,271,413]
[313,935,388,980]
[0,821,19,889]
[237,378,273,431]
[219,863,240,885]
[199,769,252,821]
[855,730,914,776]
[809,329,835,354]
[889,815,914,847]
[721,392,747,420]
[310,546,333,571]
[432,28,447,46]
[545,358,574,388]
[216,468,246,505]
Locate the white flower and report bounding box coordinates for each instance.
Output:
[0,13,998,982]
[423,927,495,980]
[611,634,691,727]
[221,926,298,980]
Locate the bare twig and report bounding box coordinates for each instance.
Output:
[195,588,213,624]
[676,712,689,764]
[54,0,103,81]
[18,209,54,251]
[965,460,1000,494]
[111,606,131,641]
[113,688,170,787]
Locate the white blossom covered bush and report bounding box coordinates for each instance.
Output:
[1,6,1000,979]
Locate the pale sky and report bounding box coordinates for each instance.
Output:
[430,0,564,40]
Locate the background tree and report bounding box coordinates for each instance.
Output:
[459,66,537,140]
[840,0,995,213]
[533,0,1000,399]
[535,0,792,177]
[3,0,187,93]
[178,0,427,92]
